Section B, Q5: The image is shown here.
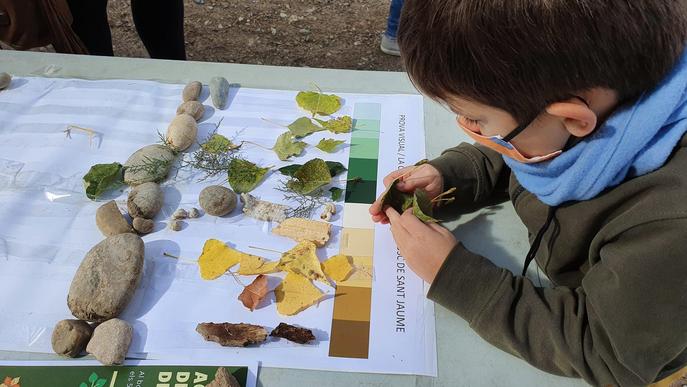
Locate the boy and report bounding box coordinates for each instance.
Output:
[369,1,687,386]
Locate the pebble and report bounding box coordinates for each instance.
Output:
[166,113,198,152]
[51,319,93,357]
[172,208,188,220]
[176,100,205,121]
[199,185,237,216]
[0,72,11,90]
[210,76,230,109]
[188,207,201,218]
[127,182,163,219]
[132,217,154,234]
[96,200,133,237]
[182,80,202,102]
[169,220,182,231]
[67,233,144,322]
[123,144,176,185]
[86,318,133,365]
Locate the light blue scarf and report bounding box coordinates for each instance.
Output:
[504,51,687,206]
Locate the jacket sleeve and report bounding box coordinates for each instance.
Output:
[428,142,510,211]
[428,217,687,386]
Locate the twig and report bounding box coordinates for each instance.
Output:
[64,125,99,147]
[248,245,283,254]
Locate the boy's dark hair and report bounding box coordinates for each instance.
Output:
[398,0,687,124]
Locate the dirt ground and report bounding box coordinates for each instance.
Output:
[107,0,403,72]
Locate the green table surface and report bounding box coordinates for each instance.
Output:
[0,50,587,387]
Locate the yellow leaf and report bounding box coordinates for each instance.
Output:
[11,378,19,385]
[275,272,324,316]
[238,254,280,275]
[197,239,241,280]
[278,241,328,284]
[322,254,354,282]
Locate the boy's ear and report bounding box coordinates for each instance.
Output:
[545,100,597,137]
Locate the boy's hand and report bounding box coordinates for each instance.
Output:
[369,164,444,224]
[384,207,457,284]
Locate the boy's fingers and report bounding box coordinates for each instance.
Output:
[383,167,412,186]
[384,206,403,225]
[400,208,433,234]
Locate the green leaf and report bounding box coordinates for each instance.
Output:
[228,158,270,194]
[314,116,352,134]
[80,383,88,387]
[296,91,342,116]
[278,161,347,178]
[89,372,98,383]
[315,138,345,153]
[329,187,344,201]
[83,162,124,200]
[95,379,107,387]
[287,117,325,138]
[412,189,439,223]
[273,132,307,161]
[379,178,414,213]
[287,158,332,195]
[201,133,238,154]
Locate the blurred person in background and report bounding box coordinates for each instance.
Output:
[380,0,403,56]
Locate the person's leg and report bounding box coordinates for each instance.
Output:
[66,0,114,56]
[381,0,404,56]
[130,0,186,60]
[385,0,404,38]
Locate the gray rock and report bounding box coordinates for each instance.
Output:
[182,80,202,102]
[199,185,237,216]
[51,319,93,357]
[132,217,154,234]
[96,200,133,237]
[127,182,163,219]
[123,144,176,186]
[176,100,205,121]
[210,76,230,109]
[86,318,132,365]
[0,72,11,90]
[67,233,144,322]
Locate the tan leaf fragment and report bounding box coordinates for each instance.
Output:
[278,241,328,284]
[207,367,241,387]
[274,272,324,316]
[238,274,269,311]
[272,217,331,247]
[322,254,354,282]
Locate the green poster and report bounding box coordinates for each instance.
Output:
[0,364,248,387]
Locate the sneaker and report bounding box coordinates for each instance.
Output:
[380,34,400,56]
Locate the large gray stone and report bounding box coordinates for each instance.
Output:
[127,182,163,219]
[67,233,144,322]
[86,318,132,365]
[51,319,93,357]
[210,76,229,109]
[123,144,175,186]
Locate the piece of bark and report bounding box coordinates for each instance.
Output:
[240,193,288,222]
[196,322,267,347]
[237,274,269,311]
[272,217,331,247]
[270,322,315,344]
[207,367,241,387]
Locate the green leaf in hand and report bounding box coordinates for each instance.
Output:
[412,189,439,223]
[296,91,342,116]
[379,177,414,214]
[83,162,124,200]
[273,132,307,161]
[315,138,345,153]
[228,158,269,194]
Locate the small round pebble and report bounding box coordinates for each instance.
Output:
[188,207,201,218]
[0,72,11,90]
[51,319,93,357]
[132,217,154,234]
[199,185,237,216]
[172,208,188,220]
[169,220,182,231]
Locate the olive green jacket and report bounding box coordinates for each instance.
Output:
[427,138,687,386]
